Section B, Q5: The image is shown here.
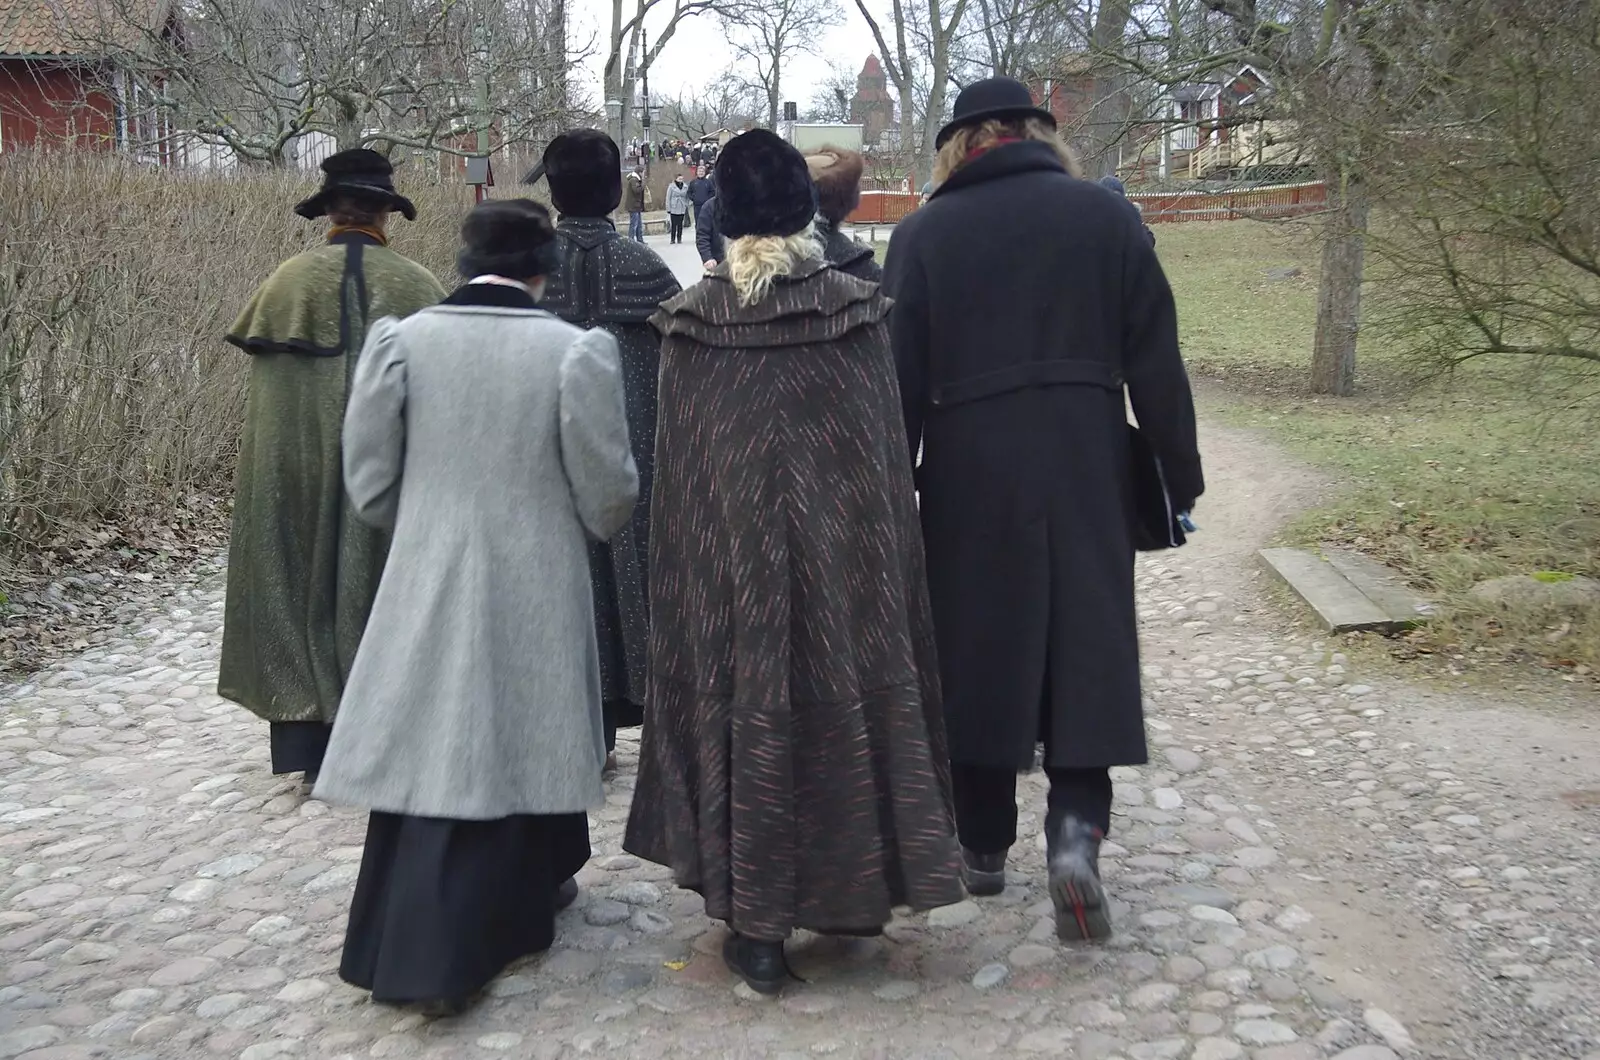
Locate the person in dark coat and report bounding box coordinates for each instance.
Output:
[1100,175,1156,246]
[688,164,714,228]
[624,129,965,996]
[220,150,445,789]
[883,77,1203,942]
[532,129,683,769]
[804,145,882,283]
[695,192,725,269]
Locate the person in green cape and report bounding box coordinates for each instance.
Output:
[219,149,445,787]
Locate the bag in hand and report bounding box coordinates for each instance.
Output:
[1128,424,1187,551]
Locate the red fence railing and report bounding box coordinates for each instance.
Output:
[1129,181,1328,224]
[845,181,1329,227]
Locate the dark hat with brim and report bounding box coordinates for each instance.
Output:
[713,129,817,240]
[936,76,1056,149]
[294,148,417,221]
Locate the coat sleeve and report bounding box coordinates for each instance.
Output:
[882,238,930,465]
[559,328,641,541]
[696,199,718,263]
[343,316,408,529]
[1122,220,1204,511]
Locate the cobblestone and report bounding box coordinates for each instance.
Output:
[2,426,1595,1059]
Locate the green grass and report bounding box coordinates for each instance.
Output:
[1157,221,1600,676]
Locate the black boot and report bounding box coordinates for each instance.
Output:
[1047,816,1112,941]
[722,932,788,995]
[961,848,1008,897]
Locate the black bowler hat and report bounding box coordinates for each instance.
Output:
[935,76,1056,148]
[713,129,818,240]
[294,148,418,221]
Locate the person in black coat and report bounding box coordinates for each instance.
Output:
[695,194,725,269]
[805,145,882,283]
[883,77,1203,942]
[687,166,715,230]
[527,129,683,771]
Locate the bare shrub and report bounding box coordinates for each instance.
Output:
[0,151,469,558]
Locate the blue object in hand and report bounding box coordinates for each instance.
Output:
[1177,511,1198,533]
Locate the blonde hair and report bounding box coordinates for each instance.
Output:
[932,117,1082,187]
[725,227,823,306]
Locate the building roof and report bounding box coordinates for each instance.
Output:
[862,55,882,76]
[0,0,171,58]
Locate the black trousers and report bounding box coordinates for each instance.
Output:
[951,762,1112,856]
[669,213,686,242]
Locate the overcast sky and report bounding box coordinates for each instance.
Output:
[567,0,883,109]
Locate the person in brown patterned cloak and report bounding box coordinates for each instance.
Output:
[622,130,965,995]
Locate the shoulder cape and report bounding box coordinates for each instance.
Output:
[226,238,445,357]
[541,220,683,327]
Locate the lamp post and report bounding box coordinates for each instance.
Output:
[639,27,651,174]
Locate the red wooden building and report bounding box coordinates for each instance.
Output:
[0,0,177,155]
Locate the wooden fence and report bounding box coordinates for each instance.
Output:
[1127,181,1328,224]
[846,181,1329,227]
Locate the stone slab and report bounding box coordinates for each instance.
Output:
[1321,547,1434,626]
[1259,548,1392,633]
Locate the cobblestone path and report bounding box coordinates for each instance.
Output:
[2,423,1597,1060]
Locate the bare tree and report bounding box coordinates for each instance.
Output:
[658,72,763,138]
[603,0,729,151]
[83,0,583,166]
[805,61,858,123]
[720,0,843,130]
[851,0,971,186]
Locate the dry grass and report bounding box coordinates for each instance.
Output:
[0,152,472,569]
[1158,220,1600,678]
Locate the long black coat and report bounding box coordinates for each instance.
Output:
[695,196,725,264]
[541,216,682,713]
[883,141,1203,771]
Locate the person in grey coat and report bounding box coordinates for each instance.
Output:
[665,172,691,244]
[315,199,639,1015]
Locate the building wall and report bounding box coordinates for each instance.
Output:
[0,59,117,152]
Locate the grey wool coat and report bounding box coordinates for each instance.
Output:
[313,282,640,819]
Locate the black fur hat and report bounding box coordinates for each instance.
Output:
[538,129,623,218]
[713,129,818,240]
[295,148,417,222]
[457,199,560,279]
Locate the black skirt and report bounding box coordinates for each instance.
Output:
[339,810,590,1004]
[269,721,330,775]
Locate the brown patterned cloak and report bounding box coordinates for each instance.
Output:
[622,260,964,940]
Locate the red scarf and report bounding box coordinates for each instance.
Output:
[966,136,1024,163]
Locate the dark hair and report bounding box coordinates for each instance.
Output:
[326,191,391,227]
[457,198,560,280]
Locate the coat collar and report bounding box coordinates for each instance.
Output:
[557,216,620,250]
[442,283,540,310]
[931,140,1067,200]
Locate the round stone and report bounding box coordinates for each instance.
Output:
[149,956,219,986]
[169,879,221,903]
[111,988,163,1011]
[583,900,632,927]
[1165,956,1205,983]
[1008,944,1056,969]
[927,900,982,928]
[972,963,1010,989]
[1165,748,1203,773]
[611,881,662,906]
[1192,1039,1244,1060]
[476,1033,525,1051]
[198,994,249,1018]
[275,979,330,1003]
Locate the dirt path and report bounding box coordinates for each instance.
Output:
[1151,405,1600,1059]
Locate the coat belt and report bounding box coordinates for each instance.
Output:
[928,359,1123,408]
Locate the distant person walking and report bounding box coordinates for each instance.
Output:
[883,78,1203,942]
[665,172,691,244]
[695,194,725,271]
[622,164,648,242]
[219,149,444,789]
[687,165,715,229]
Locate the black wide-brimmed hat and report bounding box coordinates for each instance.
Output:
[935,76,1056,148]
[529,129,623,218]
[457,198,560,279]
[713,129,818,240]
[294,148,418,221]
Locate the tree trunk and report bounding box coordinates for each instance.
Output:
[1310,168,1368,396]
[898,82,917,188]
[1082,0,1133,178]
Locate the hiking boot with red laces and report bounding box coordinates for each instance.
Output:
[1047,816,1112,941]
